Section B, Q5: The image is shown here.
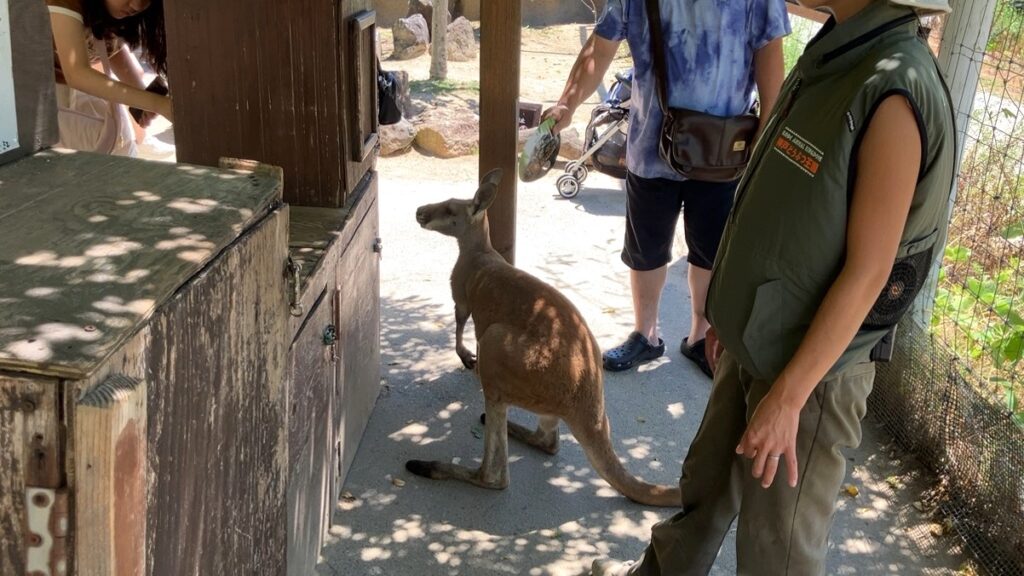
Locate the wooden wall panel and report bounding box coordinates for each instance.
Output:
[0,0,58,167]
[285,291,337,576]
[335,175,380,486]
[164,1,349,207]
[144,208,289,576]
[0,374,61,575]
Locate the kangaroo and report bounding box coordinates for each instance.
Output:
[407,168,681,507]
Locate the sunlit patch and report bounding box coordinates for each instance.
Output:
[84,238,144,258]
[359,547,392,561]
[16,251,88,268]
[666,402,685,419]
[116,199,138,206]
[155,234,216,252]
[876,56,903,72]
[637,356,668,372]
[437,401,464,419]
[87,215,109,224]
[548,475,586,494]
[92,296,155,316]
[167,198,220,214]
[628,444,650,459]
[391,516,426,543]
[177,249,213,263]
[25,287,60,298]
[133,191,162,202]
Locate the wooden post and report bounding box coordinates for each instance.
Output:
[912,0,998,326]
[430,0,449,80]
[74,375,147,576]
[480,1,521,264]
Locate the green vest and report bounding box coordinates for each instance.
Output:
[706,2,956,382]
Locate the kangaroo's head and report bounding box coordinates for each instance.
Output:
[415,169,503,239]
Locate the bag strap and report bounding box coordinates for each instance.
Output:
[643,0,671,116]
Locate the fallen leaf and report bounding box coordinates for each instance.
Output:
[471,423,484,439]
[913,501,927,513]
[392,477,406,488]
[844,484,860,497]
[636,416,647,424]
[930,522,945,537]
[342,491,356,502]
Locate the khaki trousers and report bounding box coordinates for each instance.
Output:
[631,350,874,576]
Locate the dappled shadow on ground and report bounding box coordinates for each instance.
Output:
[318,173,968,576]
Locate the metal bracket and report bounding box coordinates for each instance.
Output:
[25,488,68,576]
[286,256,305,317]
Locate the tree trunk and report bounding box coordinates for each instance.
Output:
[430,0,449,80]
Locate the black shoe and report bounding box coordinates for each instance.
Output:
[603,331,665,372]
[681,337,713,378]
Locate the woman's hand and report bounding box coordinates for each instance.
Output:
[736,389,801,489]
[541,104,572,133]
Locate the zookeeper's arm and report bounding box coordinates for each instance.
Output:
[735,94,922,489]
[51,12,172,120]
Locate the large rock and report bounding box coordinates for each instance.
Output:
[446,16,477,62]
[392,14,429,60]
[407,0,450,37]
[379,117,417,156]
[414,108,479,158]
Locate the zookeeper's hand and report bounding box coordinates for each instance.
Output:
[541,103,572,133]
[705,326,723,374]
[736,390,801,489]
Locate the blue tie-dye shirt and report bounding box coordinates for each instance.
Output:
[595,0,791,180]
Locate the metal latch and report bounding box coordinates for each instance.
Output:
[286,256,305,318]
[25,488,68,576]
[323,324,338,363]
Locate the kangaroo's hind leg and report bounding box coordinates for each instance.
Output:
[481,413,561,455]
[406,398,510,490]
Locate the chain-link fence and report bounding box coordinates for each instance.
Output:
[865,1,1024,573]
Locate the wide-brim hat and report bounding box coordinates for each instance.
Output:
[890,0,952,14]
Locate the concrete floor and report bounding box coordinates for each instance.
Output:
[317,161,969,576]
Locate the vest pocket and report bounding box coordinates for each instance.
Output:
[863,228,939,330]
[742,279,787,380]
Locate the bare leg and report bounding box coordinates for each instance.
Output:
[406,399,510,490]
[455,303,476,369]
[631,266,668,343]
[687,264,712,344]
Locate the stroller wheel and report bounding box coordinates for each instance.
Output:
[556,174,581,199]
[567,162,589,184]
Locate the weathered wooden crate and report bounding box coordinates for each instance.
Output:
[0,150,290,575]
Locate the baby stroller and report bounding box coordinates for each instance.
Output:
[556,69,633,199]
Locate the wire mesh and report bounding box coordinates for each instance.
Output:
[868,1,1024,573]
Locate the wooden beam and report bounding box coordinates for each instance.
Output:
[480,1,521,264]
[74,375,147,576]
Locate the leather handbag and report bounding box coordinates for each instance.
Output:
[645,0,759,182]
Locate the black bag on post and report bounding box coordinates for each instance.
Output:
[377,60,402,126]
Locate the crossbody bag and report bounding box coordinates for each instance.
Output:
[645,0,760,182]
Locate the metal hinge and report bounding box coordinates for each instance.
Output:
[25,488,68,576]
[286,256,305,317]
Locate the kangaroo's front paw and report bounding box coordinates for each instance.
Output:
[457,347,477,369]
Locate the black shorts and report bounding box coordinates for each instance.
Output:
[621,171,737,271]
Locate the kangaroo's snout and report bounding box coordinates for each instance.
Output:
[416,206,430,227]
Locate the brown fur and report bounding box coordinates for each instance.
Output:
[406,169,681,507]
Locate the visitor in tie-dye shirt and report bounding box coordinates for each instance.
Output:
[543,0,790,378]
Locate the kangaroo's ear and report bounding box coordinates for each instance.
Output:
[472,168,503,216]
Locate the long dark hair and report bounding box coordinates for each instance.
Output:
[83,0,167,76]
